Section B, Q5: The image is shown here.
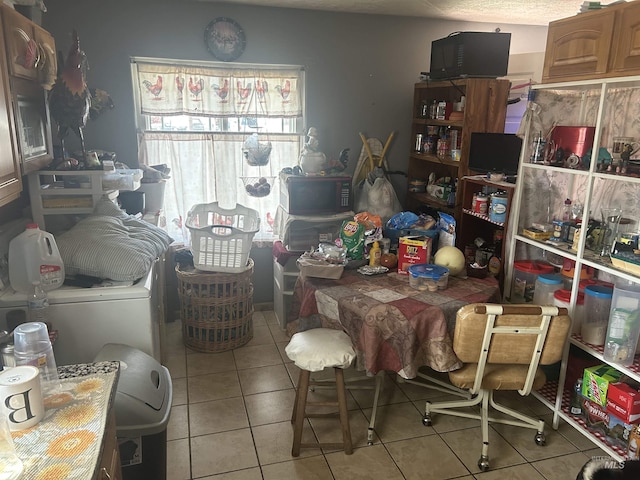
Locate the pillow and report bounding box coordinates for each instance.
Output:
[284,329,355,372]
[56,200,173,281]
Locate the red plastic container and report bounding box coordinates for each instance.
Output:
[511,260,554,303]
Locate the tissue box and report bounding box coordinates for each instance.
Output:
[606,382,640,424]
[582,365,623,406]
[398,236,433,275]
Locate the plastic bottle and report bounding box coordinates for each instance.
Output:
[603,279,640,366]
[369,241,381,267]
[8,224,64,294]
[562,198,572,221]
[27,282,49,323]
[570,378,583,416]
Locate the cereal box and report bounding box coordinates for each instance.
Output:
[398,236,432,275]
[580,395,637,449]
[582,365,623,407]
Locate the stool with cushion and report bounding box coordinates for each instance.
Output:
[285,328,356,456]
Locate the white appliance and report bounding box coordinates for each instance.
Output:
[0,261,163,366]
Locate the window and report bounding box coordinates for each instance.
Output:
[131,57,305,243]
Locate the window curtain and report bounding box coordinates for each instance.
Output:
[134,61,303,117]
[139,132,301,243]
[134,59,304,244]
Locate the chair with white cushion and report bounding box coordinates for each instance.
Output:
[285,328,356,456]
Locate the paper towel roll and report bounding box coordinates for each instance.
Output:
[0,365,44,431]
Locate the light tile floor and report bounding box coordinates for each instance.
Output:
[163,311,608,480]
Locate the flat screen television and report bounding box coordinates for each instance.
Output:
[468,132,523,177]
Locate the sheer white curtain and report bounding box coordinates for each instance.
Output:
[139,132,301,243]
[132,58,304,244]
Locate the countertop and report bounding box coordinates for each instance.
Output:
[11,361,120,479]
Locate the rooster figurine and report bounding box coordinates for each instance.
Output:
[48,30,91,165]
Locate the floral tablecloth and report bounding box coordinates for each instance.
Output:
[11,361,119,480]
[287,270,500,379]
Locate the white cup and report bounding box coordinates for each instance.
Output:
[0,366,44,431]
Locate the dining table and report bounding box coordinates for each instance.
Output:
[287,267,501,379]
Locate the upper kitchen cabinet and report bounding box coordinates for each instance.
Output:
[0,4,56,89]
[0,14,22,207]
[542,1,640,83]
[0,4,55,174]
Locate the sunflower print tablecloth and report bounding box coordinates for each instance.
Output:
[11,361,120,480]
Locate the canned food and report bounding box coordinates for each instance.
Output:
[474,194,488,215]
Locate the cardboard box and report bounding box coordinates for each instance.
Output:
[606,382,640,424]
[580,395,636,449]
[582,365,623,406]
[398,236,432,275]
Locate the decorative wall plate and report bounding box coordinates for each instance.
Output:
[204,17,246,62]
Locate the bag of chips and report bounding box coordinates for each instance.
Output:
[340,220,366,260]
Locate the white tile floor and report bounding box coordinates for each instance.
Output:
[163,311,608,480]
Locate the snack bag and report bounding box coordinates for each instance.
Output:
[340,220,366,260]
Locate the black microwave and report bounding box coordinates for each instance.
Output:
[279,174,353,215]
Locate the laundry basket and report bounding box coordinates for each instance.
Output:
[176,260,254,352]
[186,202,260,273]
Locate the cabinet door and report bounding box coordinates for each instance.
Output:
[33,25,56,91]
[542,10,616,83]
[610,2,640,77]
[1,5,39,81]
[0,18,22,206]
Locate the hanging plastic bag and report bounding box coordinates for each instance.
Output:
[355,175,402,225]
[243,133,272,166]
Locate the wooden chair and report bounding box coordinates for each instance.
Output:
[285,328,356,456]
[423,304,571,472]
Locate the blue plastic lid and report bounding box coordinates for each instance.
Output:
[537,274,563,285]
[407,264,449,280]
[584,285,613,298]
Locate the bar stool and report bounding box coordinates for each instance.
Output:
[285,328,356,456]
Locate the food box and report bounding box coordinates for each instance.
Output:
[606,382,640,424]
[398,236,432,275]
[522,227,552,241]
[582,365,624,406]
[579,395,636,449]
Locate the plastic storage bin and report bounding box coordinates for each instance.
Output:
[510,260,555,303]
[603,279,640,366]
[532,274,563,305]
[553,289,585,335]
[94,344,172,480]
[186,202,260,273]
[582,285,614,346]
[407,264,449,291]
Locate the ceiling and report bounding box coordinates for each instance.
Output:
[196,0,591,26]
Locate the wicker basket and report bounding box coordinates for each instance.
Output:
[176,260,254,352]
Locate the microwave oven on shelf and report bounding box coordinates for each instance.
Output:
[279,173,353,215]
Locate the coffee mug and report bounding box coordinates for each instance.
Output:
[611,136,640,159]
[0,365,44,431]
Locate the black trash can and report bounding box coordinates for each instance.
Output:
[95,344,172,480]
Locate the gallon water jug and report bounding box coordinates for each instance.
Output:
[8,224,65,294]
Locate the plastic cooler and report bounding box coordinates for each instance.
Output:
[510,260,554,303]
[94,344,172,480]
[186,202,260,273]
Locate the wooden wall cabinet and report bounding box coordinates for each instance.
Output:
[0,9,22,208]
[406,78,509,222]
[543,1,640,83]
[0,4,55,177]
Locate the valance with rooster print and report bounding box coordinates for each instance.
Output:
[134,60,304,117]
